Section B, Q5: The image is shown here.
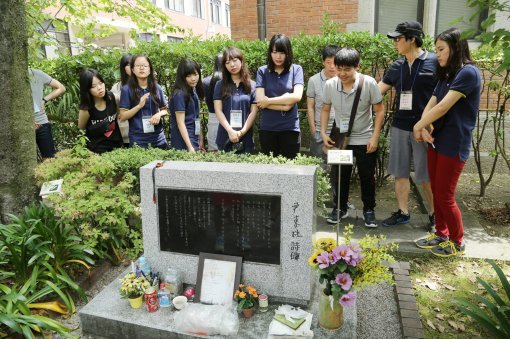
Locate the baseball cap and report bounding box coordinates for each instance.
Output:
[387,21,424,39]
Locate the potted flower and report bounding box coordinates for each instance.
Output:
[119,272,150,309]
[308,225,397,330]
[234,284,258,318]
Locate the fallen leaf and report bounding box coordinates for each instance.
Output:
[478,284,485,290]
[443,284,456,291]
[427,319,436,330]
[469,276,477,283]
[416,278,422,283]
[448,320,459,330]
[458,323,465,332]
[436,313,445,320]
[437,324,445,333]
[434,307,441,312]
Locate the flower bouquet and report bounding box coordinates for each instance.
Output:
[309,225,397,329]
[234,284,258,317]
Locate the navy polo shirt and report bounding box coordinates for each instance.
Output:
[119,84,167,147]
[255,64,304,132]
[169,89,200,150]
[202,75,215,113]
[382,51,437,131]
[432,64,481,161]
[213,80,256,150]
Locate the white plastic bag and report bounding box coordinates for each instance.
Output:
[173,303,239,336]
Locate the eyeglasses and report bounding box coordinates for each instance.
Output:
[134,64,150,69]
[271,51,286,57]
[393,36,405,42]
[91,81,104,89]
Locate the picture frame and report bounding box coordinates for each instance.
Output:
[195,252,242,306]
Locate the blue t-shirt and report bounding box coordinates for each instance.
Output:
[382,51,437,131]
[255,64,304,132]
[213,80,256,150]
[119,84,168,148]
[169,89,200,150]
[432,64,481,161]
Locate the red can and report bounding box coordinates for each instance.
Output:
[144,287,159,312]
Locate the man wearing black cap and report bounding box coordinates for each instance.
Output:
[378,21,436,229]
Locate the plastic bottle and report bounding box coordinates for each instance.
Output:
[138,256,152,277]
[158,283,171,308]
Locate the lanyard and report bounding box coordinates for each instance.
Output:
[192,88,199,120]
[139,87,153,117]
[400,51,427,92]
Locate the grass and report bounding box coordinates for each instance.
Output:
[400,255,510,338]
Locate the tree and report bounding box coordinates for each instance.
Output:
[0,0,37,221]
[26,0,181,58]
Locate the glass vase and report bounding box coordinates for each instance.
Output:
[318,290,343,330]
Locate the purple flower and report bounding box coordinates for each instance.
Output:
[339,291,357,307]
[332,244,353,263]
[335,273,352,290]
[350,242,362,254]
[346,251,363,267]
[316,251,331,269]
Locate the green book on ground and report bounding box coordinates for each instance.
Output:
[273,314,306,330]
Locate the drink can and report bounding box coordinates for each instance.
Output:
[145,287,159,312]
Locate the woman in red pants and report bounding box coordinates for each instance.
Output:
[412,28,482,257]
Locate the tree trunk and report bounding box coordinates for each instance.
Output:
[0,0,37,222]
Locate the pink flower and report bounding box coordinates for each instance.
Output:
[335,273,352,290]
[316,251,331,269]
[350,242,362,254]
[346,251,363,267]
[339,291,357,307]
[332,244,353,263]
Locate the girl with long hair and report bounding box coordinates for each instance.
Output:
[213,46,257,153]
[413,28,482,257]
[255,33,304,159]
[169,58,204,152]
[111,54,132,145]
[78,69,122,153]
[119,54,168,149]
[203,52,223,151]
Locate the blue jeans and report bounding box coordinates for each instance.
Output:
[36,123,55,158]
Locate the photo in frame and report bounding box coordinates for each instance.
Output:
[195,252,242,306]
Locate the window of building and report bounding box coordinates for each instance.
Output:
[210,0,221,24]
[41,20,71,55]
[167,36,184,43]
[165,0,184,12]
[190,0,203,18]
[225,4,230,27]
[435,0,487,36]
[375,0,424,34]
[138,33,154,42]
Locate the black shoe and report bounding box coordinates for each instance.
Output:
[382,209,410,227]
[327,209,348,224]
[431,240,465,257]
[363,210,378,228]
[415,233,448,249]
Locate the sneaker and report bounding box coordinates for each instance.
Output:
[363,210,378,228]
[415,233,448,249]
[326,209,348,224]
[382,209,410,227]
[427,213,436,232]
[431,240,465,257]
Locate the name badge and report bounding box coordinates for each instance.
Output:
[340,118,350,133]
[400,91,413,110]
[142,117,155,133]
[195,118,201,135]
[230,110,243,128]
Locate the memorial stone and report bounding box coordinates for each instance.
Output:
[140,160,317,305]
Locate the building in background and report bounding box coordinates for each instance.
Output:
[42,0,231,58]
[231,0,508,40]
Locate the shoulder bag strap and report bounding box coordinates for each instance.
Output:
[346,74,364,137]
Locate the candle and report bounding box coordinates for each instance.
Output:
[259,293,268,312]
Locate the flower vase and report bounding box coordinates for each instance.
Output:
[242,307,254,318]
[318,290,343,330]
[128,295,143,309]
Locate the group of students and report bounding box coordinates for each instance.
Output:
[30,20,481,257]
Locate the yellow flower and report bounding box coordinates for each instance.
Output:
[234,290,240,297]
[239,291,246,299]
[308,249,322,267]
[239,284,244,288]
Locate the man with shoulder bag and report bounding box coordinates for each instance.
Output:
[321,48,385,228]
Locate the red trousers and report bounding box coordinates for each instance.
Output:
[428,147,466,244]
